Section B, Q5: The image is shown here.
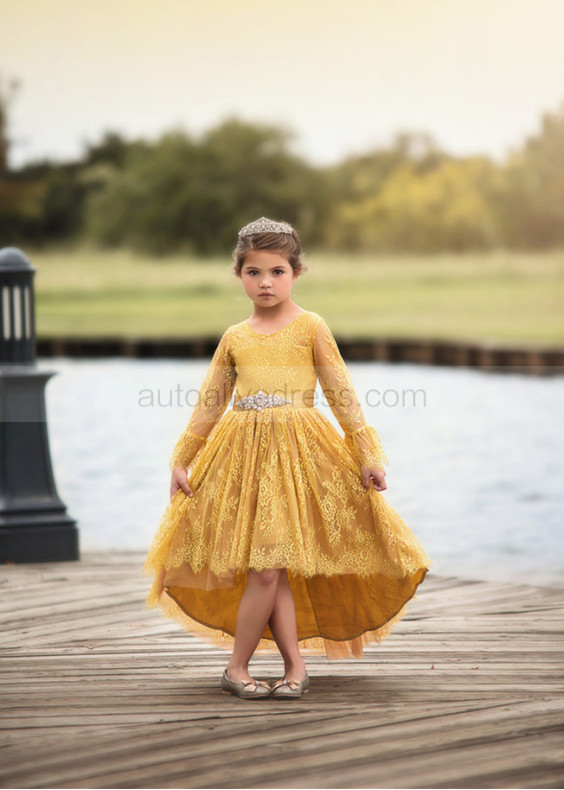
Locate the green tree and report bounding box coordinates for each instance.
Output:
[0,72,21,176]
[500,100,564,248]
[328,156,502,253]
[83,118,327,255]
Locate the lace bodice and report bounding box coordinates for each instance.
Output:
[169,310,389,473]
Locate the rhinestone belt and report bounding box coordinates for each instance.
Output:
[234,390,292,411]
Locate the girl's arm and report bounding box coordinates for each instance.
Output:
[312,317,390,472]
[169,331,237,472]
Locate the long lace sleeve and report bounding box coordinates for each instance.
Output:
[169,330,237,472]
[313,317,389,470]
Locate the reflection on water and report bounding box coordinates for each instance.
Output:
[38,357,564,589]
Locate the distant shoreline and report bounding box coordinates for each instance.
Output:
[36,334,564,375]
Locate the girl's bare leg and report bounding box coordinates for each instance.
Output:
[267,569,307,681]
[226,568,282,683]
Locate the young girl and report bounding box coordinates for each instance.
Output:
[143,216,432,699]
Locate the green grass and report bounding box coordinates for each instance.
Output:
[24,244,564,345]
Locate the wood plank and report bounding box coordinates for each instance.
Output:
[0,550,563,789]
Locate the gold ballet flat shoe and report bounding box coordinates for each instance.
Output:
[270,671,310,698]
[220,669,271,699]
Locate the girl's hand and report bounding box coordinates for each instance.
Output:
[170,466,194,499]
[361,465,387,492]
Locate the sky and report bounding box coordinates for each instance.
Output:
[2,0,564,169]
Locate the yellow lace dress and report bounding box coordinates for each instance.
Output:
[143,309,432,659]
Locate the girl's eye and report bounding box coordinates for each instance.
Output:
[247,270,285,275]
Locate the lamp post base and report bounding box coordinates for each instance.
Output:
[0,367,80,564]
[0,520,79,563]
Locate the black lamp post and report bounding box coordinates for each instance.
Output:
[0,247,78,562]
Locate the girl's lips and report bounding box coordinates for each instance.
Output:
[259,294,273,297]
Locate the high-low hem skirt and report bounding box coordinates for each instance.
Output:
[143,406,433,660]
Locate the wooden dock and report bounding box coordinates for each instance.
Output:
[1,551,563,789]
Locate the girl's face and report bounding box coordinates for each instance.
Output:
[239,249,299,309]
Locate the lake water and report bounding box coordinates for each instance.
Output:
[37,356,564,589]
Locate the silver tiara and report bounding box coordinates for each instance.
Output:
[238,216,294,238]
